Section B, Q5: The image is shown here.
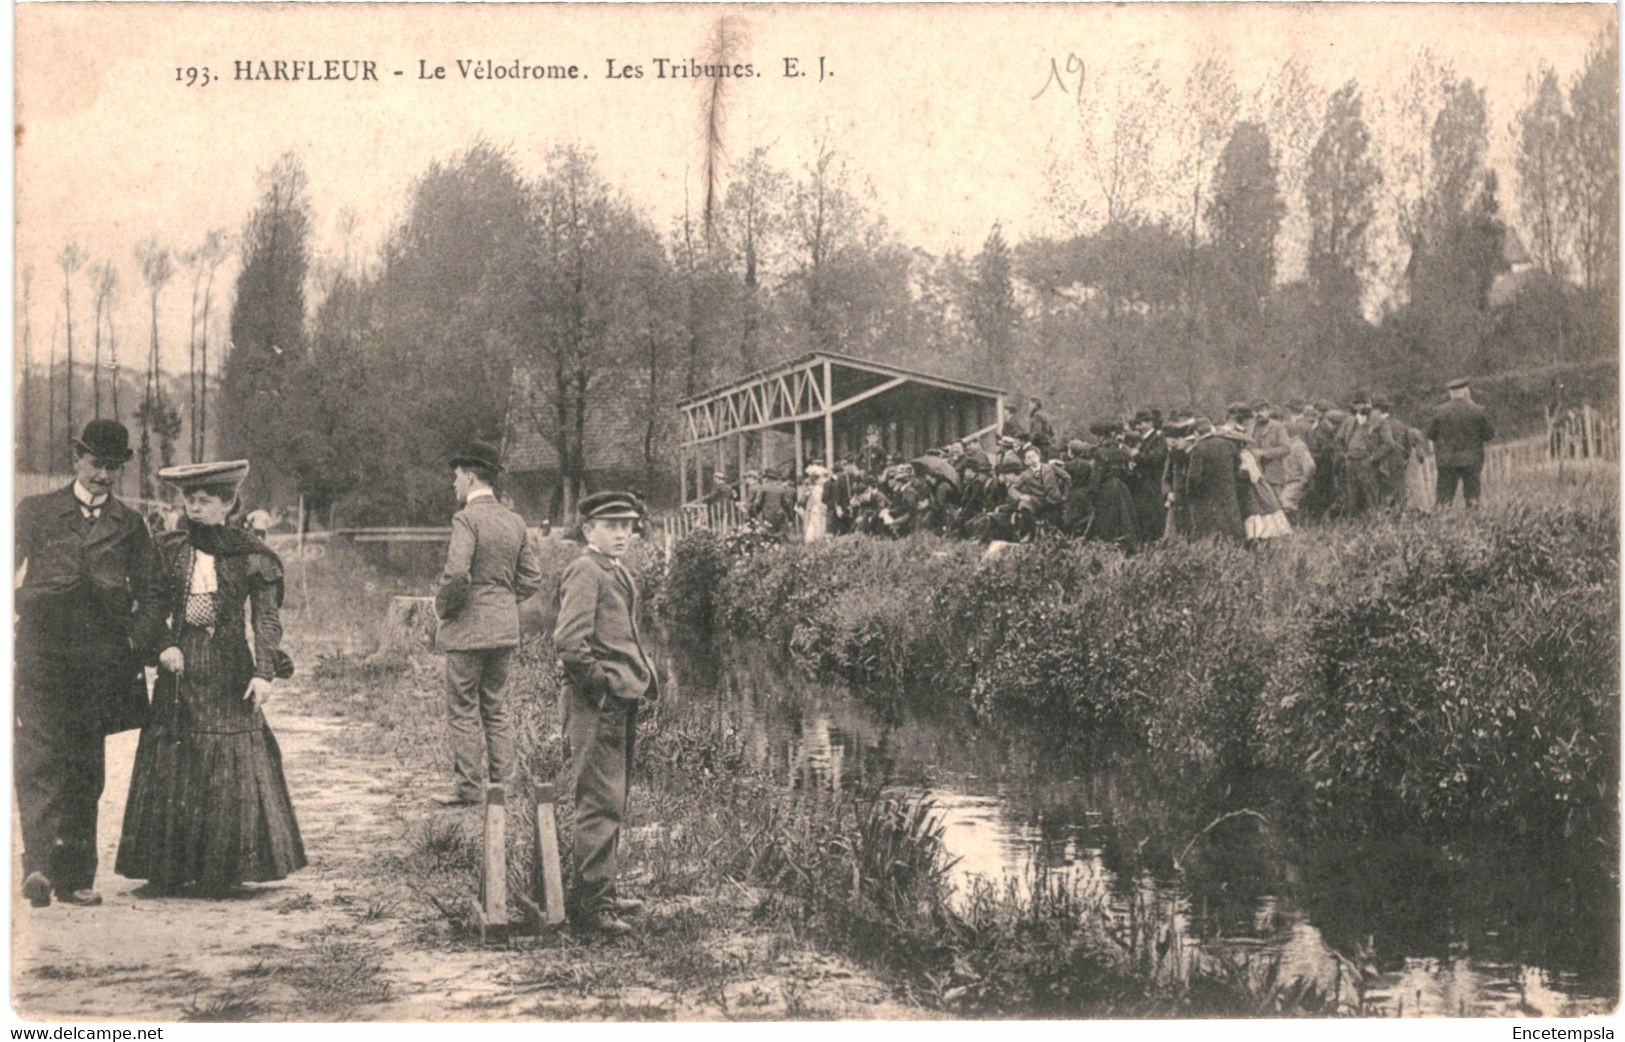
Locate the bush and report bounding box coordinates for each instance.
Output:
[701,486,1619,852]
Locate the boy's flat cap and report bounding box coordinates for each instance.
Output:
[579,491,644,521]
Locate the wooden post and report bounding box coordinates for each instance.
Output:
[678,446,688,504]
[794,420,804,478]
[737,432,746,488]
[475,785,508,942]
[822,360,835,470]
[296,493,309,611]
[533,783,566,927]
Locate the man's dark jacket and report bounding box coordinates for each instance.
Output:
[1427,398,1496,468]
[15,485,164,734]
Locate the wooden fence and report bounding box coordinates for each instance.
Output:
[656,498,746,544]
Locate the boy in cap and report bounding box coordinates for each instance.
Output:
[433,441,543,807]
[554,491,659,936]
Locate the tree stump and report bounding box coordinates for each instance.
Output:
[369,595,438,665]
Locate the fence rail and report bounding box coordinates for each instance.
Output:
[656,498,746,544]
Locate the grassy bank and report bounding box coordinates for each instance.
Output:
[652,469,1620,854]
[295,615,1346,1016]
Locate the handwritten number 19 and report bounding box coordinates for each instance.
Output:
[176,67,212,87]
[1032,53,1084,103]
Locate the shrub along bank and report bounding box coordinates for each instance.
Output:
[652,483,1619,854]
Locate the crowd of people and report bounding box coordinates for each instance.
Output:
[716,378,1496,550]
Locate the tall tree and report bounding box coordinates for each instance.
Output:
[1514,67,1570,276]
[715,145,789,375]
[366,141,532,521]
[1252,56,1326,282]
[133,238,174,499]
[223,153,312,498]
[90,261,117,419]
[528,145,639,516]
[195,229,230,459]
[1306,82,1383,333]
[967,223,1019,385]
[1562,32,1619,294]
[1209,122,1284,323]
[57,244,86,445]
[1386,49,1458,301]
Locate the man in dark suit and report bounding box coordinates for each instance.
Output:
[432,441,543,806]
[15,420,163,907]
[1428,377,1496,507]
[749,466,797,539]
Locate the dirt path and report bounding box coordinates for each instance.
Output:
[12,671,912,1022]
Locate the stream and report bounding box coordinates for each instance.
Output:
[653,634,1618,1017]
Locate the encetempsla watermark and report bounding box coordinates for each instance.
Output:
[1512,1030,1614,1041]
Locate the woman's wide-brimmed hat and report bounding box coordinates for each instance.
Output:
[158,460,250,491]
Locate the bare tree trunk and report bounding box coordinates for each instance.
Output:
[47,315,59,473]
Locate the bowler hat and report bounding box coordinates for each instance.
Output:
[1088,422,1121,438]
[72,419,133,462]
[579,490,644,521]
[1349,390,1372,408]
[1373,398,1393,412]
[159,459,250,491]
[1225,401,1253,420]
[450,440,505,473]
[1447,377,1471,390]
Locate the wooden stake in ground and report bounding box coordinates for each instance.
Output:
[297,493,310,610]
[534,784,566,927]
[474,785,508,943]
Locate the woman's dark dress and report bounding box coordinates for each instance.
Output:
[116,526,306,890]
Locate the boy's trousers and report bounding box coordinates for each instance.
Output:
[564,682,636,915]
[445,647,515,801]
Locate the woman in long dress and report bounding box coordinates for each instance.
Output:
[1239,448,1293,543]
[117,460,306,896]
[800,463,830,542]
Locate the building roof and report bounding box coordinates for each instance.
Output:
[676,351,1004,408]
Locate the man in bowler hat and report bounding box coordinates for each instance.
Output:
[15,420,165,907]
[553,491,658,936]
[432,441,543,806]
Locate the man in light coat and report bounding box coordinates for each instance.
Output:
[432,440,543,806]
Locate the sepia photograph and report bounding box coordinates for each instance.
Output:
[9,0,1621,1026]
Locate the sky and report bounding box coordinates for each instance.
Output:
[14,2,1615,377]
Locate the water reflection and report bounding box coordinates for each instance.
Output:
[656,636,1617,1017]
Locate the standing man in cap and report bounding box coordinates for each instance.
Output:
[1336,392,1394,518]
[1427,377,1495,507]
[14,420,165,907]
[1027,398,1055,455]
[554,491,659,936]
[1127,409,1168,545]
[432,440,543,807]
